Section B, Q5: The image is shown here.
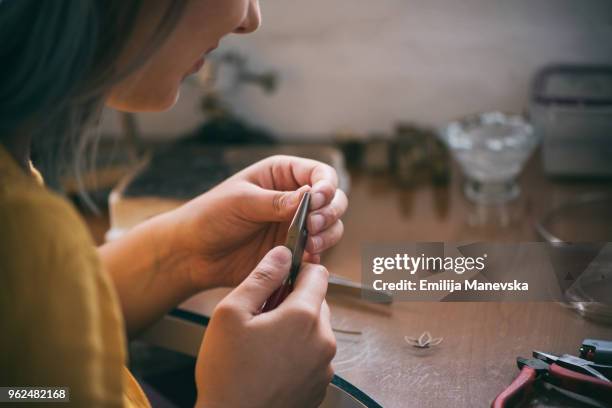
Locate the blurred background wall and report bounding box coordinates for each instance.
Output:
[98,0,612,140]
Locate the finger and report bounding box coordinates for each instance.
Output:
[247,155,338,193]
[303,252,321,264]
[306,220,344,254]
[309,180,337,211]
[326,365,335,385]
[283,263,329,314]
[225,246,292,315]
[308,189,348,234]
[319,301,337,363]
[320,300,334,340]
[245,183,311,222]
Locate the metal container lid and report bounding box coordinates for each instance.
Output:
[532,64,612,107]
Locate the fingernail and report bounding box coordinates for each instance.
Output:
[310,214,325,233]
[311,192,326,209]
[311,236,322,251]
[270,246,292,265]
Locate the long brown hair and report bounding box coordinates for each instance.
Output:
[0,0,187,189]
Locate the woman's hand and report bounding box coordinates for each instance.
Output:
[195,246,336,408]
[169,155,348,289]
[99,155,346,335]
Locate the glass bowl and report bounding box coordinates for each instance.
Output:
[441,112,539,204]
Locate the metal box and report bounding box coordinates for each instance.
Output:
[530,65,612,177]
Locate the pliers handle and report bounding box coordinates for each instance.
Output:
[491,357,612,407]
[491,365,538,408]
[548,363,612,403]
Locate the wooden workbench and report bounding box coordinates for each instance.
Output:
[321,156,612,407]
[84,153,612,407]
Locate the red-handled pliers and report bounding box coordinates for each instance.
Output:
[491,350,612,407]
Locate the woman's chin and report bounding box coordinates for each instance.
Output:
[106,87,180,113]
[147,89,180,112]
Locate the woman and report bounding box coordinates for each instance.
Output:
[0,1,347,407]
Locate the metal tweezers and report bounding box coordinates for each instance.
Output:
[261,190,392,312]
[261,192,311,312]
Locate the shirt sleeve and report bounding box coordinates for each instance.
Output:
[0,191,128,407]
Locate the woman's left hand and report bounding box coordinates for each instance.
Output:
[167,155,348,290]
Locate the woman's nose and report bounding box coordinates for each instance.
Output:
[233,0,261,34]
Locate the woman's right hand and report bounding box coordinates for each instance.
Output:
[195,246,336,408]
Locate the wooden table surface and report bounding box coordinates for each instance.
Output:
[320,156,612,407]
[84,153,612,408]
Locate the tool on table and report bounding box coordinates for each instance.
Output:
[580,339,612,365]
[533,350,612,383]
[261,192,310,312]
[491,350,612,407]
[328,274,393,304]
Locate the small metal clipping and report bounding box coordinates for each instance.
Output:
[405,331,443,348]
[332,327,363,335]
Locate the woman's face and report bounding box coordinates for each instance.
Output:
[107,0,260,112]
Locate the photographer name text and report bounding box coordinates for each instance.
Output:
[373,279,528,292]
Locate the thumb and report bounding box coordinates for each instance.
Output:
[225,246,292,315]
[248,184,311,222]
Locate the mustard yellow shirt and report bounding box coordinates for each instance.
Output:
[0,145,150,407]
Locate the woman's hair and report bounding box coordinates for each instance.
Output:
[0,0,186,190]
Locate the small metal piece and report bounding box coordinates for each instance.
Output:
[405,331,443,348]
[332,328,363,336]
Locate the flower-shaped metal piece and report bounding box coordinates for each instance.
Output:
[404,331,443,348]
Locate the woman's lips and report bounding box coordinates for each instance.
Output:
[188,57,206,75]
[185,46,218,78]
